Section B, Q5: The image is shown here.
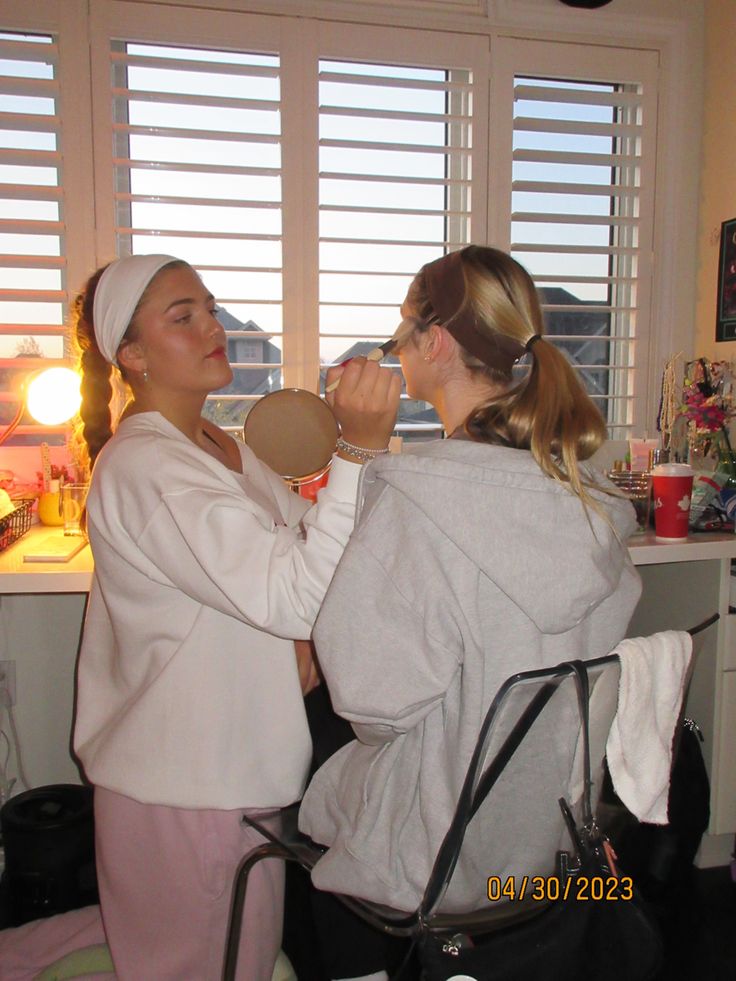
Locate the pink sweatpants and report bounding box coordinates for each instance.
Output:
[0,787,283,981]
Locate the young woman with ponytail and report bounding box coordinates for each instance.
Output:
[296,247,642,981]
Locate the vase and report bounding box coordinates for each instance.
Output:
[716,443,736,481]
[38,489,64,526]
[687,427,735,474]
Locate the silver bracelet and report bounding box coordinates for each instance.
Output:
[335,437,390,463]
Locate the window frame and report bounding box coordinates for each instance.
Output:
[0,0,700,448]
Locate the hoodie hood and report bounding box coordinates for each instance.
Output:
[358,440,636,635]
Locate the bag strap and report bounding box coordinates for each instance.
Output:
[565,659,594,828]
[557,659,627,885]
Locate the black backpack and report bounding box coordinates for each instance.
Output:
[598,718,710,896]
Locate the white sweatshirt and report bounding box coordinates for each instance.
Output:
[74,411,361,810]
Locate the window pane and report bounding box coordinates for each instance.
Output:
[0,32,64,445]
[512,76,643,436]
[319,58,474,440]
[110,41,283,430]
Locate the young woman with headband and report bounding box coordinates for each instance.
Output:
[0,254,399,980]
[296,246,642,981]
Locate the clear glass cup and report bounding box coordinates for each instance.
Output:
[607,470,652,534]
[61,483,88,536]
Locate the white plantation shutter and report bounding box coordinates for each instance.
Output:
[1,6,668,447]
[316,29,488,438]
[0,31,67,444]
[511,77,644,434]
[494,40,658,437]
[96,25,285,429]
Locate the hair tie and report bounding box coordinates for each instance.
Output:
[525,334,543,352]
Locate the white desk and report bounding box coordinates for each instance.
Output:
[1,526,735,865]
[627,530,736,866]
[628,528,736,564]
[9,525,730,591]
[0,524,94,593]
[0,525,92,788]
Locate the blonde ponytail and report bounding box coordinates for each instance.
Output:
[411,246,608,504]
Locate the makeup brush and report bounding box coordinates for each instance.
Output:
[325,317,417,394]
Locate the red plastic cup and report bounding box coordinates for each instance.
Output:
[651,463,694,542]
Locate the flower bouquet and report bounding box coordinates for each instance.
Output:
[678,358,736,529]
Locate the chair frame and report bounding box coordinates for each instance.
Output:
[222,615,718,981]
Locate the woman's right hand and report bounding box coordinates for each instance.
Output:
[326,357,401,455]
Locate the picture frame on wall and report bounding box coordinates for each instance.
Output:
[716,217,736,341]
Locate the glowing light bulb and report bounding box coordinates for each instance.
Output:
[26,367,82,426]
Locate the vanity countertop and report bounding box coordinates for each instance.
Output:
[0,524,94,593]
[3,524,736,594]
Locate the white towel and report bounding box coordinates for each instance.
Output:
[605,631,693,825]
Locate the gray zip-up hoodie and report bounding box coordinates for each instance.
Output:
[299,439,642,912]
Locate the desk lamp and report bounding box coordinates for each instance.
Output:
[0,366,81,447]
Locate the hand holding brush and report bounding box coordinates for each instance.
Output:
[324,317,417,394]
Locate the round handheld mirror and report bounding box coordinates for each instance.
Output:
[243,388,339,484]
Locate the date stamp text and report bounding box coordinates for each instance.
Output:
[486,875,634,903]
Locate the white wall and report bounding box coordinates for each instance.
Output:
[695,0,736,359]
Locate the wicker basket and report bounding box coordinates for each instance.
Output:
[0,499,34,554]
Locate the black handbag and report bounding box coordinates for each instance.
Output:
[419,888,661,981]
[417,660,663,981]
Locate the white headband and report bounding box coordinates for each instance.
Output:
[92,254,180,365]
